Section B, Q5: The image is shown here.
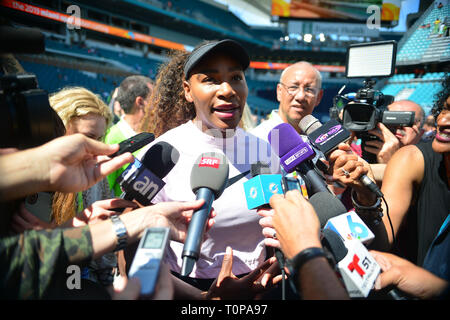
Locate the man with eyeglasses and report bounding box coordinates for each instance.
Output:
[250,61,323,141]
[251,62,327,283]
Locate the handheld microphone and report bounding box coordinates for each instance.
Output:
[268,123,330,196]
[117,141,180,206]
[321,228,411,300]
[308,191,348,227]
[243,161,283,210]
[299,115,383,198]
[181,152,229,276]
[246,162,286,299]
[324,210,375,245]
[321,229,380,298]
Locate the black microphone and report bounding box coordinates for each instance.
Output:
[308,191,348,228]
[268,123,330,196]
[299,115,383,198]
[117,141,180,206]
[181,152,229,277]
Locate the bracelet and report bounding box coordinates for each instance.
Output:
[110,214,128,252]
[289,247,326,273]
[351,190,383,224]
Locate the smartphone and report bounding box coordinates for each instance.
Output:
[128,227,170,296]
[281,175,302,194]
[110,132,155,157]
[24,192,53,223]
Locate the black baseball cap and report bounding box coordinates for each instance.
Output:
[184,39,250,79]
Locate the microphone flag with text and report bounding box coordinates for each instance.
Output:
[321,228,380,298]
[243,161,283,210]
[268,123,330,196]
[299,115,383,197]
[117,141,180,206]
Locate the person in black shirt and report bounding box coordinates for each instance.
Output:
[328,75,450,274]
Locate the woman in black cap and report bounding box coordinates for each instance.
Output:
[138,39,282,298]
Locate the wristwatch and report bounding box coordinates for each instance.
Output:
[288,247,326,288]
[110,214,128,252]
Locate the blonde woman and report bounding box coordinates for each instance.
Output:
[49,87,114,225]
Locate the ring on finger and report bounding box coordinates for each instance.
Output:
[341,167,350,178]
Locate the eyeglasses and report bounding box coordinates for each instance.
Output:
[279,82,319,97]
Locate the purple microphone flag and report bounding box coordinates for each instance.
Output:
[279,141,315,173]
[268,123,316,173]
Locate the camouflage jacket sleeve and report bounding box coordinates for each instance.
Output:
[0,226,93,299]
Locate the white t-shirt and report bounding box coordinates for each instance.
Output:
[250,109,284,143]
[138,120,280,279]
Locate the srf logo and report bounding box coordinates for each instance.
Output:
[199,157,220,169]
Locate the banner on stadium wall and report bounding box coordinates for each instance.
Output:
[288,21,380,37]
[0,0,187,51]
[250,61,345,73]
[1,0,346,73]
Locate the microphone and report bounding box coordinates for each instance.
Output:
[321,229,380,298]
[117,141,180,206]
[181,152,229,277]
[244,162,286,298]
[308,191,348,227]
[324,210,375,245]
[321,228,411,300]
[243,161,283,210]
[268,123,330,196]
[299,115,383,198]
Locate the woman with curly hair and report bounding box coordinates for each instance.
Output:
[347,74,450,281]
[137,39,281,296]
[140,50,193,137]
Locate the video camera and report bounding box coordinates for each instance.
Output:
[0,26,63,150]
[334,41,415,163]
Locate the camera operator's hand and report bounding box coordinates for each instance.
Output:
[0,134,133,201]
[365,123,400,164]
[328,143,377,206]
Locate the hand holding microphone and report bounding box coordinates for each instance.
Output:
[299,115,383,199]
[370,250,448,300]
[327,143,379,206]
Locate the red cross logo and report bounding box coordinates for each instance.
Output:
[347,254,365,278]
